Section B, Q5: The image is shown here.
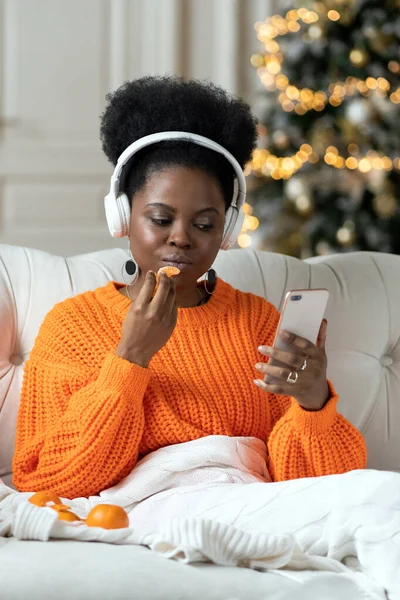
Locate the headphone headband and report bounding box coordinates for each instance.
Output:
[104,131,247,249]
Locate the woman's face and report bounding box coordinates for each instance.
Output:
[128,166,227,289]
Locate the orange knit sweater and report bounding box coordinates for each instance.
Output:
[13,278,366,499]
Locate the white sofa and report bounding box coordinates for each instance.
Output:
[1,244,399,600]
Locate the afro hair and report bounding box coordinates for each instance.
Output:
[100,76,258,209]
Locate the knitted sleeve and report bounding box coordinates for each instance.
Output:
[256,298,367,481]
[12,310,150,499]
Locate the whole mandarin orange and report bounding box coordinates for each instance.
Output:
[86,504,129,530]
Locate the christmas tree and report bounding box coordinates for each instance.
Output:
[239,0,400,257]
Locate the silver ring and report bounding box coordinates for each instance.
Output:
[301,357,307,371]
[287,371,298,384]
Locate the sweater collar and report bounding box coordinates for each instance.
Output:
[95,278,235,328]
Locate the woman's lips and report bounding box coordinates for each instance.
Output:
[161,260,192,272]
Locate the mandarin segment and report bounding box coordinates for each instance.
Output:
[152,266,180,297]
[55,508,82,522]
[159,266,181,277]
[51,503,72,512]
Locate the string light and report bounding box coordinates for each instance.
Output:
[251,145,399,179]
[243,164,252,177]
[390,88,400,104]
[348,143,359,155]
[250,145,314,179]
[251,11,399,115]
[244,215,260,230]
[296,195,313,214]
[327,10,340,21]
[388,61,400,74]
[238,203,260,241]
[336,220,356,246]
[345,157,358,169]
[328,151,396,172]
[250,8,399,180]
[237,233,252,248]
[349,49,369,67]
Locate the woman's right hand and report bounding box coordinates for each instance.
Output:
[115,271,178,367]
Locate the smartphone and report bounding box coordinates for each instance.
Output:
[266,289,329,382]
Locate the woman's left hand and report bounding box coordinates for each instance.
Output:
[254,319,329,412]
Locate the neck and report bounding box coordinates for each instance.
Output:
[123,279,207,308]
[176,284,206,308]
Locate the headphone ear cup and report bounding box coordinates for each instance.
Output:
[104,192,131,238]
[220,206,236,250]
[116,193,131,237]
[221,205,245,250]
[231,207,245,245]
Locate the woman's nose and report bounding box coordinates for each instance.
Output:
[168,222,192,248]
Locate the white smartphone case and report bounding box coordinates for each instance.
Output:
[273,289,329,350]
[266,289,329,382]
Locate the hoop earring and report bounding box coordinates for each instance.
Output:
[121,251,139,285]
[204,268,216,295]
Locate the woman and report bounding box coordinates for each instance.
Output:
[12,76,366,499]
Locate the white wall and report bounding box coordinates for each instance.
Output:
[0,0,273,256]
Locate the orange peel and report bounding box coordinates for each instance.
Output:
[28,491,61,507]
[28,493,82,523]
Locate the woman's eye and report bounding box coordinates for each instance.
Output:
[195,224,214,230]
[151,218,171,226]
[151,218,213,231]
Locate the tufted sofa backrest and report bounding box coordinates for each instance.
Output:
[1,244,399,487]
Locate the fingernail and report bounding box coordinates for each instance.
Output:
[280,330,291,340]
[255,363,263,370]
[258,346,272,353]
[253,379,261,387]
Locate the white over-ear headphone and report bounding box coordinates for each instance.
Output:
[104,131,247,250]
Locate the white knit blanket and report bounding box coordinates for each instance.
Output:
[1,435,399,599]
